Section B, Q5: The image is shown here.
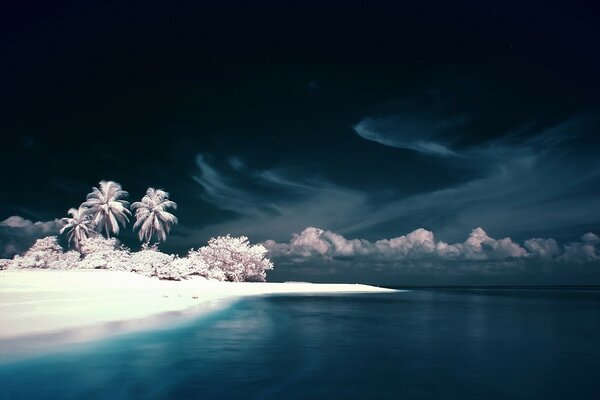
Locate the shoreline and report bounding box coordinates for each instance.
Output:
[0,269,397,361]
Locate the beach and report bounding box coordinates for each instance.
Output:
[0,269,395,351]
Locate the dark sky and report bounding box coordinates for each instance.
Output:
[1,0,600,284]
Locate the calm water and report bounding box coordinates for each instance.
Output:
[1,289,600,399]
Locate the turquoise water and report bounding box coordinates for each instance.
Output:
[1,289,600,399]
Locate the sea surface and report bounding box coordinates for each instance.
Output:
[1,288,600,399]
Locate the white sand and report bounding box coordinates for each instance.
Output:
[0,270,396,346]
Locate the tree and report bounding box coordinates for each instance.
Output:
[60,207,96,251]
[83,180,131,237]
[131,188,178,244]
[196,235,273,282]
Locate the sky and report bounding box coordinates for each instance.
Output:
[1,0,600,284]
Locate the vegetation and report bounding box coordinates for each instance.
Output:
[1,180,274,281]
[59,207,96,251]
[82,180,131,238]
[131,188,178,244]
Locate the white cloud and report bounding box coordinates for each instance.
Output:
[524,238,561,259]
[266,226,600,266]
[1,216,59,233]
[354,117,460,156]
[559,233,600,263]
[181,155,368,245]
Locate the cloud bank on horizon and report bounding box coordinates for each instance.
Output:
[265,226,600,264]
[263,227,600,284]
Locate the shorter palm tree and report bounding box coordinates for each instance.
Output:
[132,188,178,244]
[83,180,131,237]
[60,207,96,251]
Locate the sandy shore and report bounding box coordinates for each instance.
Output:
[0,269,395,355]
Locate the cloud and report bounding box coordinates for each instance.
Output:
[0,216,61,258]
[184,108,600,262]
[352,93,475,157]
[354,116,461,156]
[559,233,600,263]
[348,115,600,242]
[179,155,368,245]
[0,216,59,233]
[188,114,600,251]
[266,226,600,268]
[524,238,561,259]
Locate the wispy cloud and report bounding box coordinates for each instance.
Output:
[349,115,600,241]
[354,116,461,156]
[352,94,473,157]
[180,155,368,245]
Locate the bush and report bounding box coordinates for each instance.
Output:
[195,235,273,282]
[175,250,227,281]
[7,236,65,269]
[0,259,10,270]
[47,251,81,270]
[78,237,131,270]
[3,234,274,282]
[128,244,177,279]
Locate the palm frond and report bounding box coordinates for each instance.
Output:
[132,187,178,244]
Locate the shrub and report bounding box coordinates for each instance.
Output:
[78,237,131,270]
[3,234,274,282]
[0,259,10,270]
[48,250,81,270]
[195,235,273,282]
[128,244,177,279]
[7,236,65,269]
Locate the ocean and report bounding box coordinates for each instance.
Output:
[1,288,599,399]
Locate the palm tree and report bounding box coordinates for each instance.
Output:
[131,188,178,244]
[83,180,131,237]
[59,207,96,251]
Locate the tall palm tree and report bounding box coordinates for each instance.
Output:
[83,180,131,237]
[131,188,178,244]
[59,207,96,251]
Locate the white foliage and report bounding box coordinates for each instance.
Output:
[196,235,273,282]
[175,250,226,281]
[78,237,131,270]
[6,236,69,269]
[128,244,177,279]
[131,188,178,243]
[60,207,97,251]
[3,229,275,281]
[79,236,121,255]
[82,180,131,237]
[49,251,82,270]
